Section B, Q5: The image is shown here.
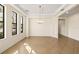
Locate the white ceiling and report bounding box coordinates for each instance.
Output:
[60,5,79,17]
[15,4,63,16]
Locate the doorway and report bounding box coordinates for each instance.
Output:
[58,17,68,38]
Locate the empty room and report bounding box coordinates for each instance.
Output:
[0,4,79,54]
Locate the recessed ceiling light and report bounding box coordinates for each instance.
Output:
[39,5,42,8]
[65,11,69,14]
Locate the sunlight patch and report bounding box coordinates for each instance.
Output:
[24,43,36,54]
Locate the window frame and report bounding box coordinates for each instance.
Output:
[12,11,17,35]
[0,4,5,39]
[21,16,23,33]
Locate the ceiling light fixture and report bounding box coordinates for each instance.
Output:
[37,5,45,24]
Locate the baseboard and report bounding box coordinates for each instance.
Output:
[59,34,79,42]
[29,36,51,37]
[29,36,58,40]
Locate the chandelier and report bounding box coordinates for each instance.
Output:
[37,5,45,24]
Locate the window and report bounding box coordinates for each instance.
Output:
[21,16,23,33]
[0,4,4,39]
[12,11,17,35]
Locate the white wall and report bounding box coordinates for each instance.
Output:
[29,15,58,38]
[67,13,79,41]
[50,17,58,38]
[59,13,79,41]
[0,4,27,53]
[26,16,30,37]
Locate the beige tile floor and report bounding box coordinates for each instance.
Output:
[2,36,79,54]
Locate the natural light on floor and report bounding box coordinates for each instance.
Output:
[12,43,36,54]
[24,43,36,54]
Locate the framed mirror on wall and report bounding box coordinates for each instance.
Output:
[12,11,17,35]
[21,16,23,33]
[0,4,4,39]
